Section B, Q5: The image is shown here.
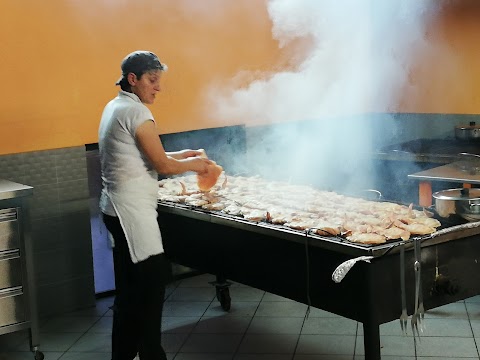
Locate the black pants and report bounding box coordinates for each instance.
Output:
[103,214,171,360]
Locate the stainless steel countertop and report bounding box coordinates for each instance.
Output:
[408,163,480,184]
[0,179,33,200]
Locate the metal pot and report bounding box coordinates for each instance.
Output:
[432,188,480,222]
[455,122,480,141]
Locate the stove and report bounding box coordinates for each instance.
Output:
[377,138,480,165]
[382,138,480,156]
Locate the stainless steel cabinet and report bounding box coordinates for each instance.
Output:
[0,286,26,327]
[0,208,20,250]
[0,209,22,294]
[0,180,43,360]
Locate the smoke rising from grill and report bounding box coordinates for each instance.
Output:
[207,0,440,193]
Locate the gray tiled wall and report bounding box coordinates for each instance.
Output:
[0,146,96,318]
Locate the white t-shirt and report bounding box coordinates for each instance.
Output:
[98,91,164,263]
[99,91,157,216]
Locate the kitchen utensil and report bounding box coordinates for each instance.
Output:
[433,188,480,221]
[455,122,480,141]
[399,243,408,335]
[411,238,422,339]
[416,239,425,330]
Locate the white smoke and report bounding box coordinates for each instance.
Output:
[207,0,440,192]
[209,0,439,123]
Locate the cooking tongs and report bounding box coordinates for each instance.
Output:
[399,243,408,335]
[411,237,425,339]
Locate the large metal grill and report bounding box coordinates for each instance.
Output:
[158,201,480,360]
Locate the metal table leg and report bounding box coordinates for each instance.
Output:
[209,275,232,311]
[363,322,381,360]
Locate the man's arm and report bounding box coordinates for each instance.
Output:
[135,120,209,175]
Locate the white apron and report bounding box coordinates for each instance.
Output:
[107,174,163,263]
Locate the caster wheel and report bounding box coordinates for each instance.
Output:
[216,287,231,311]
[34,350,45,360]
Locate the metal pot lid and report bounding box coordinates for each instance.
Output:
[433,188,480,201]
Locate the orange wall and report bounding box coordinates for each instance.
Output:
[395,0,480,114]
[0,0,282,155]
[1,1,480,155]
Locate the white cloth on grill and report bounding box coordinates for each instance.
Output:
[332,256,374,283]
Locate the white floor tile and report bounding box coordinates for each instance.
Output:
[238,334,298,354]
[4,274,480,359]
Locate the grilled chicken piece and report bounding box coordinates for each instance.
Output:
[347,232,386,244]
[241,208,267,222]
[314,226,340,236]
[394,220,435,235]
[380,226,410,241]
[202,202,226,211]
[197,164,223,191]
[184,198,209,207]
[283,220,317,231]
[222,204,242,216]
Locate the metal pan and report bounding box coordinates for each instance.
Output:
[433,188,480,222]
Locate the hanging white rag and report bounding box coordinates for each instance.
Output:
[332,256,374,283]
